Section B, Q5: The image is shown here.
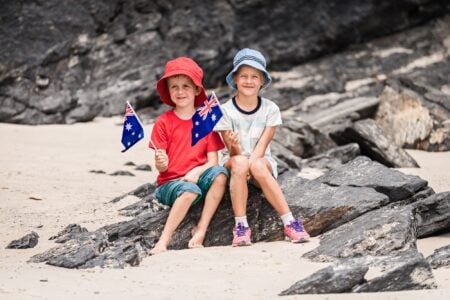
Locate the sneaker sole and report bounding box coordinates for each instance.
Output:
[232,241,252,247]
[285,236,309,243]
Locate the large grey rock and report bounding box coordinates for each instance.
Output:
[426,244,450,269]
[330,118,419,167]
[300,143,360,170]
[413,192,450,237]
[30,156,436,268]
[353,250,436,292]
[2,0,450,124]
[280,262,368,295]
[317,156,427,201]
[6,232,39,249]
[279,172,389,236]
[304,205,417,262]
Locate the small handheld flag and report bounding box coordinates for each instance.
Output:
[191,91,223,146]
[121,101,145,152]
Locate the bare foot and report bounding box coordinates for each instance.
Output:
[149,241,168,255]
[188,226,205,249]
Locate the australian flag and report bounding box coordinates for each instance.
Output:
[191,92,223,146]
[121,101,145,152]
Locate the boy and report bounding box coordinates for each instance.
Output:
[215,48,310,246]
[150,57,228,255]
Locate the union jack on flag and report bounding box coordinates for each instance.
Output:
[191,92,223,146]
[121,101,145,152]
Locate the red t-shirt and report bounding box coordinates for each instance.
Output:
[150,110,225,186]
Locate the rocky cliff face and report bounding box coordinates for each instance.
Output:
[1,0,450,124]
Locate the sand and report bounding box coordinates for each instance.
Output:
[0,116,449,299]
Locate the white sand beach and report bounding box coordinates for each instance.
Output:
[0,116,449,299]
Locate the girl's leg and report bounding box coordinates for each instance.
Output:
[224,155,250,217]
[150,191,198,255]
[189,173,228,248]
[249,158,290,215]
[250,158,309,242]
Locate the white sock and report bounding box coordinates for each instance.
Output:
[235,216,249,227]
[281,212,295,226]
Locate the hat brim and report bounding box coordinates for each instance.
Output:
[157,71,207,107]
[226,60,272,90]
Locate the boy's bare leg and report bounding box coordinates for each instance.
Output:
[224,155,250,217]
[150,191,198,255]
[189,173,228,248]
[250,158,290,215]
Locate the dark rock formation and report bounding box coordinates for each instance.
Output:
[426,244,450,269]
[30,156,442,269]
[353,250,436,292]
[109,170,135,176]
[6,231,39,249]
[49,224,88,243]
[281,249,436,295]
[375,81,450,152]
[280,262,368,295]
[413,191,450,238]
[330,119,419,167]
[1,0,450,124]
[317,156,427,201]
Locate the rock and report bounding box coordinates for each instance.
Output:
[2,1,450,124]
[279,172,389,236]
[6,232,39,249]
[280,262,368,295]
[303,205,417,262]
[31,156,437,268]
[301,143,360,170]
[426,244,450,269]
[330,119,419,167]
[109,170,135,176]
[89,170,106,174]
[353,250,436,292]
[317,156,427,201]
[134,164,152,171]
[412,191,450,238]
[110,182,156,203]
[282,248,436,295]
[49,224,88,243]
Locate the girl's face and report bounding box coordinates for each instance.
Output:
[234,65,264,97]
[167,75,200,108]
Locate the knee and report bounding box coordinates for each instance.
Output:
[213,173,228,187]
[250,158,271,179]
[178,191,198,204]
[229,155,249,177]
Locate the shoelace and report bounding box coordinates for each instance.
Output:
[235,223,248,237]
[290,219,305,232]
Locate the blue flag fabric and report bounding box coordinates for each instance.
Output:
[121,101,145,152]
[191,92,223,146]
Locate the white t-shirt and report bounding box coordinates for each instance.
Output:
[214,96,282,177]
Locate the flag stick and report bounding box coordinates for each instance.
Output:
[149,138,158,151]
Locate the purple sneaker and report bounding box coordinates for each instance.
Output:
[284,219,310,243]
[232,222,251,247]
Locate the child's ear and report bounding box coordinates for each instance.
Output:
[195,86,201,96]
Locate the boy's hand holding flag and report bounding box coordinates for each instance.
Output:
[191,91,223,146]
[121,101,145,152]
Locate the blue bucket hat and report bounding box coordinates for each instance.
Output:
[226,48,272,90]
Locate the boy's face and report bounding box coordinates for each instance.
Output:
[167,75,201,108]
[234,65,264,97]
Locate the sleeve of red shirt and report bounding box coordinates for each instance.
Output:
[206,131,225,152]
[150,117,168,150]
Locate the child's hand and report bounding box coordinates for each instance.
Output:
[155,150,168,172]
[183,167,201,184]
[225,131,241,150]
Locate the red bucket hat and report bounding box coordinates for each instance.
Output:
[156,57,207,107]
